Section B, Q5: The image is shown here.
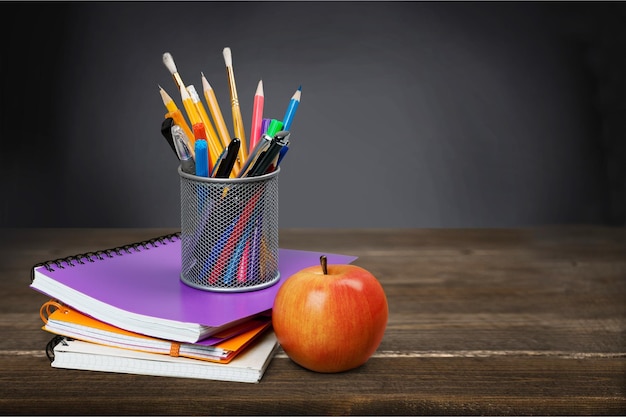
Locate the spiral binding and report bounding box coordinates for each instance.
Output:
[30,232,181,283]
[45,335,68,362]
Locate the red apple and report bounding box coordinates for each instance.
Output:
[272,256,388,373]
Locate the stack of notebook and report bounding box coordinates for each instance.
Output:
[30,232,357,383]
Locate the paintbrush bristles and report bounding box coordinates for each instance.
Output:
[162,52,177,74]
[223,47,232,67]
[163,52,184,89]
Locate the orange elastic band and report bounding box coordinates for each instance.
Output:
[169,342,181,357]
[39,300,65,324]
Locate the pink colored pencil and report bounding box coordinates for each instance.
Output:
[249,80,264,153]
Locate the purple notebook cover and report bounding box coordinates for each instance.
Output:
[32,236,357,329]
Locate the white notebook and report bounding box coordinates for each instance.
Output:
[48,330,279,384]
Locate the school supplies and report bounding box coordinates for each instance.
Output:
[30,232,358,343]
[180,83,203,127]
[162,52,185,91]
[281,85,301,130]
[238,133,273,177]
[159,84,179,113]
[163,48,301,178]
[222,47,247,165]
[261,118,271,136]
[246,131,290,177]
[160,117,177,156]
[212,138,240,178]
[180,169,281,291]
[29,48,314,385]
[265,119,284,138]
[194,138,209,177]
[40,300,271,364]
[46,328,279,383]
[172,124,196,174]
[160,86,194,143]
[249,80,264,153]
[201,72,230,150]
[187,84,222,164]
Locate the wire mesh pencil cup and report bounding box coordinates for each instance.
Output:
[179,167,280,292]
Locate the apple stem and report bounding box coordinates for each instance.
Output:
[320,255,328,275]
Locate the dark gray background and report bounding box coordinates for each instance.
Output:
[1,1,624,228]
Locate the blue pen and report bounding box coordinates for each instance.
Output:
[281,85,301,131]
[276,145,289,167]
[194,139,209,177]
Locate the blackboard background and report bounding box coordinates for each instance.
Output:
[1,1,624,228]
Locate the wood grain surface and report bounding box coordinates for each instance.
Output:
[0,227,624,415]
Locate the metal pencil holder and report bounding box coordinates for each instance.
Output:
[179,167,280,292]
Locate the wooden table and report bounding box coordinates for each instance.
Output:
[1,227,624,415]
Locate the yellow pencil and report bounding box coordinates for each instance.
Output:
[202,72,240,175]
[179,84,202,127]
[187,84,222,167]
[159,85,179,114]
[159,86,194,148]
[201,72,232,149]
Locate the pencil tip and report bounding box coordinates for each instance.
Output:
[202,74,211,90]
[298,85,302,91]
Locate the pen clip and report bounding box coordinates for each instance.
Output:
[238,134,273,178]
[246,131,290,177]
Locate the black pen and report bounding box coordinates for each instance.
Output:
[160,118,177,156]
[246,131,290,177]
[213,138,241,178]
[210,145,229,177]
[238,133,272,178]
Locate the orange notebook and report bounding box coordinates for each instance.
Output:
[40,300,271,364]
